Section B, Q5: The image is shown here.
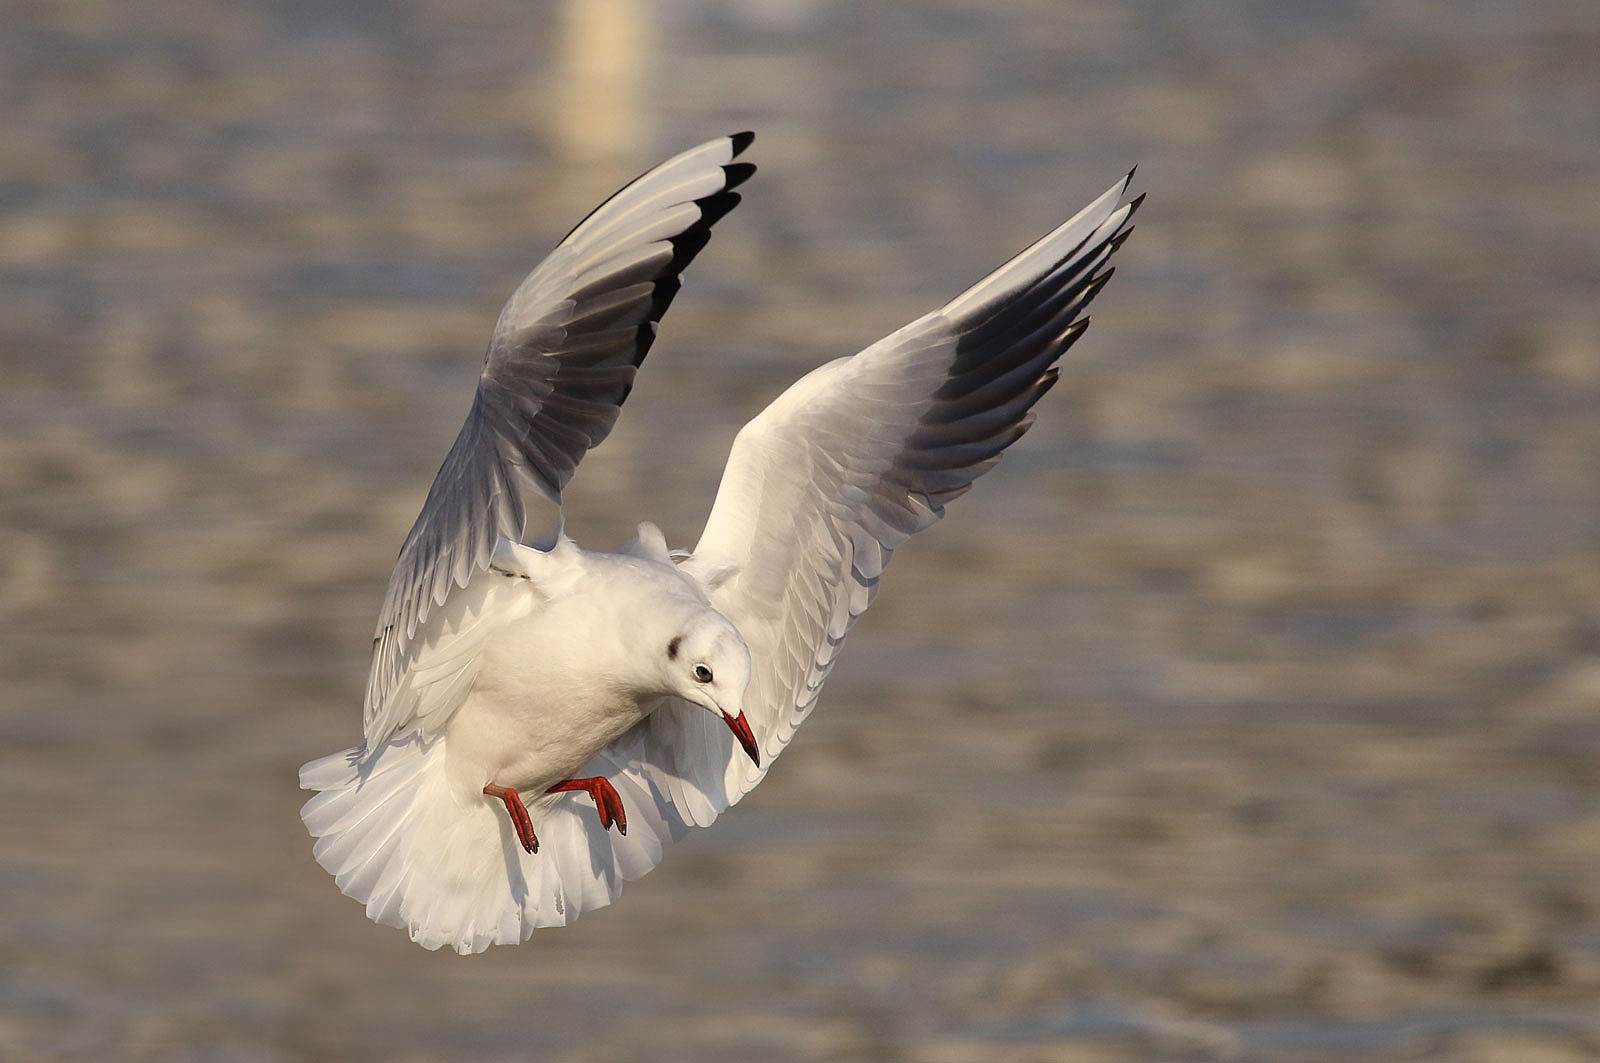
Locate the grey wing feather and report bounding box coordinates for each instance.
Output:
[364,133,755,747]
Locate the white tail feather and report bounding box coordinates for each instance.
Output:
[299,726,718,953]
[301,737,586,954]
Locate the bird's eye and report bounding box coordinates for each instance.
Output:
[693,665,713,683]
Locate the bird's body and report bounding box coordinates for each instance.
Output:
[300,131,1141,953]
[441,538,736,807]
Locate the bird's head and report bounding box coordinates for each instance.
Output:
[661,610,759,767]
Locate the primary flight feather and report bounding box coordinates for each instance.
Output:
[300,132,1141,953]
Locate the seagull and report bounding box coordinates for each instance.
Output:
[300,132,1140,954]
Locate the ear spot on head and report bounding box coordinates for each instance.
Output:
[667,635,682,660]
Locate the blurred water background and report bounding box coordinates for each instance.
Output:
[3,0,1600,1059]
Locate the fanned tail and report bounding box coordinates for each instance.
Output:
[300,738,574,954]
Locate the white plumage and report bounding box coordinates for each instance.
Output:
[301,132,1141,953]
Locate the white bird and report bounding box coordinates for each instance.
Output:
[300,132,1141,954]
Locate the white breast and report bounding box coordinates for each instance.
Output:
[437,551,703,806]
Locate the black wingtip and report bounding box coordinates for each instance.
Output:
[729,130,756,156]
[1071,269,1116,313]
[695,188,744,231]
[1126,191,1147,216]
[662,226,713,283]
[721,161,757,192]
[657,191,738,300]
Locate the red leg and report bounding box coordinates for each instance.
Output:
[483,783,539,854]
[546,777,628,836]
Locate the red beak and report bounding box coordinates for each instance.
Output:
[722,711,761,767]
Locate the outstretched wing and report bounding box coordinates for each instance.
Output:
[526,173,1142,909]
[364,133,756,749]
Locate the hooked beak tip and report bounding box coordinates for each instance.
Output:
[722,710,761,768]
